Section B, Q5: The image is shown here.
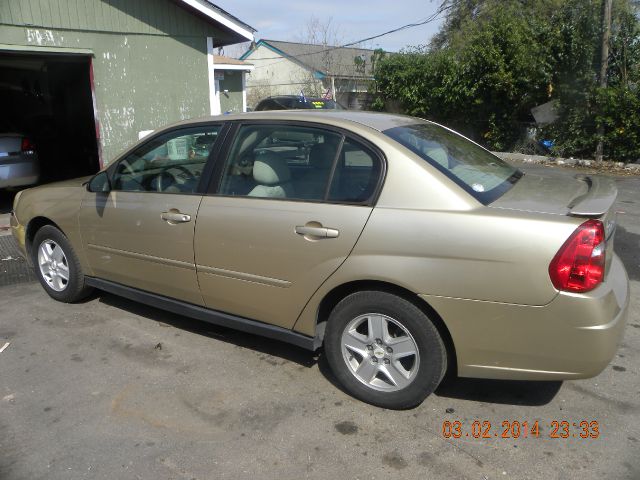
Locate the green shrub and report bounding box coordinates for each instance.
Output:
[373,0,640,161]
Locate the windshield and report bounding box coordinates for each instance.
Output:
[384,123,522,204]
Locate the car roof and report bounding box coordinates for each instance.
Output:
[166,110,424,134]
[258,95,333,101]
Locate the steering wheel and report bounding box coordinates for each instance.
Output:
[153,166,196,192]
[168,165,195,180]
[153,171,178,192]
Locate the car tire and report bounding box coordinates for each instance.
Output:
[31,225,93,303]
[324,291,447,409]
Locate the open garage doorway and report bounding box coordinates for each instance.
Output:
[0,52,100,187]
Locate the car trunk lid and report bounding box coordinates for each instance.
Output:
[491,172,618,275]
[491,172,617,215]
[0,134,23,163]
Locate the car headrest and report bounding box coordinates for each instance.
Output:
[309,143,337,169]
[253,153,291,185]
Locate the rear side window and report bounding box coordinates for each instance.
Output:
[384,123,522,204]
[328,139,380,203]
[216,124,381,204]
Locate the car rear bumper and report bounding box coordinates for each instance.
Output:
[421,254,629,380]
[0,158,39,189]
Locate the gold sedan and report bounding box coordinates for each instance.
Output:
[10,111,629,409]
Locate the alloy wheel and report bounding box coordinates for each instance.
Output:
[37,239,70,292]
[341,313,420,392]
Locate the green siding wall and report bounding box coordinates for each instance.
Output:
[219,71,243,114]
[0,0,233,165]
[1,0,230,38]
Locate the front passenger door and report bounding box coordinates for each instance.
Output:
[79,124,222,305]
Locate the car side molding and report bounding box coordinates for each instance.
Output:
[85,277,317,351]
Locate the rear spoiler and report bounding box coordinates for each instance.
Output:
[568,175,618,217]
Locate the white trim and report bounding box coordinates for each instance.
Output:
[207,37,221,115]
[0,43,93,55]
[242,72,247,112]
[215,79,222,114]
[213,63,254,71]
[179,0,254,41]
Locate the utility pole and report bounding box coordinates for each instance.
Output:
[595,0,613,162]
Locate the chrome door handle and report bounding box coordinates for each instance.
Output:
[295,225,339,238]
[161,211,191,223]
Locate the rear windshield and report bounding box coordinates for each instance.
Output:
[384,123,522,204]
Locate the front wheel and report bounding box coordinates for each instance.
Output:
[324,291,447,409]
[31,225,93,303]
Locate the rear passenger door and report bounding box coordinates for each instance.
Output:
[193,122,384,329]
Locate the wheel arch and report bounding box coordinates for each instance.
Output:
[315,280,458,376]
[25,217,63,255]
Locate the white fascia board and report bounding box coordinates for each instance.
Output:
[213,64,254,71]
[207,37,221,115]
[242,72,247,112]
[179,0,254,41]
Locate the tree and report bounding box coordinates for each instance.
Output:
[430,0,564,50]
[542,0,640,161]
[292,16,373,100]
[374,0,640,160]
[296,15,345,85]
[375,2,558,150]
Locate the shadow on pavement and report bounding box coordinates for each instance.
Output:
[435,376,562,406]
[0,190,15,215]
[96,291,318,368]
[317,350,563,408]
[97,290,564,407]
[614,224,640,281]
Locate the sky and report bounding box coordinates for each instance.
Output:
[214,1,445,57]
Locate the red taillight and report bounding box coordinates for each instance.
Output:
[549,219,606,293]
[21,137,35,152]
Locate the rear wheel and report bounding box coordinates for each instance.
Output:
[31,225,93,303]
[324,291,447,409]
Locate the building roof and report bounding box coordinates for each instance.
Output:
[213,55,254,70]
[178,0,256,43]
[241,39,377,79]
[213,55,249,65]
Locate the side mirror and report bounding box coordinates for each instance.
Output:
[86,171,111,193]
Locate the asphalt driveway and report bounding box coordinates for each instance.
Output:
[1,164,639,480]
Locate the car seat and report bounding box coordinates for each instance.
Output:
[248,153,294,198]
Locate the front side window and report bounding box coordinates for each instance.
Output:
[112,125,221,193]
[217,124,381,203]
[384,123,522,204]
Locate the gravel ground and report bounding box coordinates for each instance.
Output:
[0,165,638,480]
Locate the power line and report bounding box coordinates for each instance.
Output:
[340,4,450,48]
[245,4,451,68]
